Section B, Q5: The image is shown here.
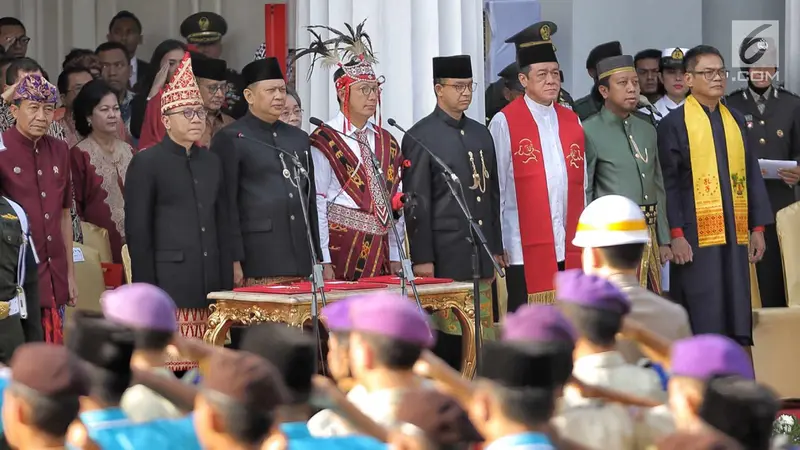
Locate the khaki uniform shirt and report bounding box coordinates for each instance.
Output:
[554,399,636,450]
[120,368,183,422]
[307,382,433,437]
[566,351,665,403]
[610,273,692,364]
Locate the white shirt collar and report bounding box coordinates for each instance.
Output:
[328,110,377,136]
[129,57,138,86]
[524,94,556,116]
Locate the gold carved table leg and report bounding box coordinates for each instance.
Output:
[203,301,308,346]
[420,290,478,379]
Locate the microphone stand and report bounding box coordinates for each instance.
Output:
[310,119,423,312]
[388,119,504,372]
[235,133,327,374]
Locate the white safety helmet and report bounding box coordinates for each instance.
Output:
[572,195,651,248]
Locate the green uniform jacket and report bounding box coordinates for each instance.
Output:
[575,92,657,125]
[584,107,670,245]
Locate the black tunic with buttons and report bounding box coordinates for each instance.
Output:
[124,136,232,309]
[725,86,800,307]
[402,107,503,281]
[210,112,320,279]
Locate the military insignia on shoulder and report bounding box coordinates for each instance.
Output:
[777,86,800,98]
[559,101,573,110]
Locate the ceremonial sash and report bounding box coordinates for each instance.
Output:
[309,125,401,218]
[504,97,584,303]
[683,95,748,247]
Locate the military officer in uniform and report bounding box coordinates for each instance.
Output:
[180,12,247,119]
[725,37,800,308]
[211,57,319,287]
[584,55,671,293]
[573,41,623,120]
[0,196,41,363]
[403,54,503,369]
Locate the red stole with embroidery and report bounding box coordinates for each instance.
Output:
[503,96,584,297]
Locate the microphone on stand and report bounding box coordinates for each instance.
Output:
[236,133,308,177]
[308,116,423,311]
[386,118,459,183]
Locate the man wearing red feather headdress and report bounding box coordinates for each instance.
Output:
[298,21,405,281]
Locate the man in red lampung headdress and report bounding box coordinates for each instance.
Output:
[296,21,405,281]
[488,22,586,309]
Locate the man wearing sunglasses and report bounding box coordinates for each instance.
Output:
[190,52,234,147]
[657,45,771,348]
[125,52,232,366]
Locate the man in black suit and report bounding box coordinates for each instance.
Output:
[124,53,231,351]
[107,10,151,93]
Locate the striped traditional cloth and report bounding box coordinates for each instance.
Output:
[167,308,209,371]
[43,306,65,344]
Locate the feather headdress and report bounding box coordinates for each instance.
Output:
[295,20,382,132]
[294,19,378,84]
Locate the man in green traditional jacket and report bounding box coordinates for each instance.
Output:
[583,55,671,294]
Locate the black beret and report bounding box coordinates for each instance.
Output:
[180,12,227,44]
[395,389,483,445]
[478,340,573,389]
[65,311,134,374]
[433,55,473,79]
[241,323,317,403]
[242,57,284,86]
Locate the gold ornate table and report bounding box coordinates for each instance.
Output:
[203,282,479,378]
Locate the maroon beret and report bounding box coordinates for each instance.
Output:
[11,343,89,397]
[395,389,483,445]
[203,350,289,413]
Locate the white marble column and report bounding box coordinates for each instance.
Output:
[294,0,486,134]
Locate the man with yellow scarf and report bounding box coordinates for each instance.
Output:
[657,45,772,347]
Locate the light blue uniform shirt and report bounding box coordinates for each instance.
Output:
[81,408,200,450]
[485,432,554,450]
[281,422,388,449]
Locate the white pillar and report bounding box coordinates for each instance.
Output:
[295,0,486,132]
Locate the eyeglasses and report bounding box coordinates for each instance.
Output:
[166,108,207,120]
[356,85,381,96]
[441,82,478,93]
[5,36,30,47]
[204,82,228,95]
[280,108,304,118]
[691,68,729,81]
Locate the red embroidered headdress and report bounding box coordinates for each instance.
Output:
[295,20,382,132]
[160,52,204,114]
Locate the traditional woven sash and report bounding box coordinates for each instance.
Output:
[504,96,584,303]
[683,95,748,247]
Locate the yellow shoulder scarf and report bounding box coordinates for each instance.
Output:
[683,95,749,247]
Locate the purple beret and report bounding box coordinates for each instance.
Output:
[322,298,359,332]
[348,292,435,348]
[101,283,178,332]
[671,334,754,380]
[502,305,576,344]
[556,269,631,315]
